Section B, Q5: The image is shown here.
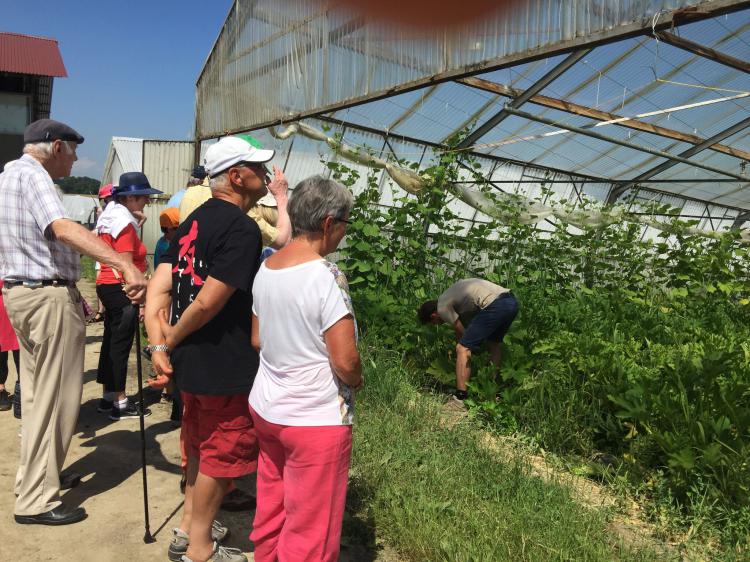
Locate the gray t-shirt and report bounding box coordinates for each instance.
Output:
[437,278,510,327]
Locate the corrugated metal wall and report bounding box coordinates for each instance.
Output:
[142,140,195,196]
[141,140,195,263]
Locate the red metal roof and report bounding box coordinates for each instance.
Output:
[0,32,67,77]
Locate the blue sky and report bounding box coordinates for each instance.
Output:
[4,0,233,179]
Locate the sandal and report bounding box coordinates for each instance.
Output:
[87,312,104,324]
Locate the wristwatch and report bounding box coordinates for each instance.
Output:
[145,343,170,354]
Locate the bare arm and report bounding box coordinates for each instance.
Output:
[251,312,260,352]
[49,218,146,301]
[144,263,174,381]
[324,315,362,387]
[268,165,291,249]
[159,276,236,350]
[132,210,147,228]
[144,263,172,346]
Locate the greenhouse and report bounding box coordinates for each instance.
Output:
[191,0,750,559]
[195,0,749,234]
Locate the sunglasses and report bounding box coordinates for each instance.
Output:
[237,162,270,176]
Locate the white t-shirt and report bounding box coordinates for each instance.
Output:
[249,259,357,426]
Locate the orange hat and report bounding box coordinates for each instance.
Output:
[159,207,180,228]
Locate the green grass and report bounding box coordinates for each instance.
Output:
[81,255,97,282]
[345,342,660,561]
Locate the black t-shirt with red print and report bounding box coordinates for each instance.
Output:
[163,198,262,395]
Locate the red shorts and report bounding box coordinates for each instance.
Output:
[182,392,258,479]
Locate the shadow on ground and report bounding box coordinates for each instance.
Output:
[339,479,381,562]
[62,419,181,510]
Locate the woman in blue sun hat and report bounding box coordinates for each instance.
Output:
[95,172,162,420]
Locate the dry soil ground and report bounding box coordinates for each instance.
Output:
[0,280,391,562]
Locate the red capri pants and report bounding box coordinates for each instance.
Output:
[249,406,353,562]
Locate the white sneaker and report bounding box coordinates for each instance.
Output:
[181,542,247,562]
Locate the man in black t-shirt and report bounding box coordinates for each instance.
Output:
[144,135,282,562]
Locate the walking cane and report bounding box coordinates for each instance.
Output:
[134,309,156,544]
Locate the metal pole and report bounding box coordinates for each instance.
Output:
[134,315,155,544]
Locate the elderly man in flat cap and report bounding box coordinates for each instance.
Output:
[0,119,147,526]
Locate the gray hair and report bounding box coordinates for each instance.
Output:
[288,175,353,237]
[209,172,229,192]
[23,140,75,159]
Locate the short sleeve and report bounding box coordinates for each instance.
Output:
[111,225,139,253]
[23,169,66,234]
[179,185,211,223]
[210,216,261,291]
[247,208,278,247]
[258,220,278,247]
[437,295,459,325]
[153,238,169,266]
[320,263,355,333]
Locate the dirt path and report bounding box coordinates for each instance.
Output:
[0,279,391,562]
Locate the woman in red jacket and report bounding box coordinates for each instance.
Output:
[95,172,161,420]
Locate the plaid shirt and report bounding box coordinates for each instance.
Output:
[0,155,80,282]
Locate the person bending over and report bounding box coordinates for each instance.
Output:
[419,278,519,401]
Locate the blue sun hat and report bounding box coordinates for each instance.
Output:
[113,172,163,197]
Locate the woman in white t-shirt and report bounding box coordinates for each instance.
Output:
[249,175,362,562]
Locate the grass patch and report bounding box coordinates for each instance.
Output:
[81,255,97,282]
[346,343,658,561]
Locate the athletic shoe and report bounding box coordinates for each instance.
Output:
[451,389,468,404]
[0,389,11,411]
[96,398,113,413]
[181,542,246,562]
[109,399,151,421]
[168,522,230,561]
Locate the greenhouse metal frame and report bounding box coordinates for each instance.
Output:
[195,0,750,233]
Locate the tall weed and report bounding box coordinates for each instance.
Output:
[328,148,750,551]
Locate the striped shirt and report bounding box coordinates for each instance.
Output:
[0,155,80,282]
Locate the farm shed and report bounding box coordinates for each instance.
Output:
[0,32,67,167]
[101,136,199,256]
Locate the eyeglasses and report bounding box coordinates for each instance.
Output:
[237,162,270,177]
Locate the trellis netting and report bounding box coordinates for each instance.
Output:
[268,120,750,241]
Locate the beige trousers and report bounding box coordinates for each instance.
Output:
[3,285,85,516]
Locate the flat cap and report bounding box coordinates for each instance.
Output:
[24,119,84,144]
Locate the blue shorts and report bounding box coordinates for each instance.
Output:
[459,293,519,352]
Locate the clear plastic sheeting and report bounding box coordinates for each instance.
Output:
[197,0,750,227]
[196,0,699,138]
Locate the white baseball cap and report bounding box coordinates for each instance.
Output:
[204,135,275,177]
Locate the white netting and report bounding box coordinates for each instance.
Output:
[269,120,749,241]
